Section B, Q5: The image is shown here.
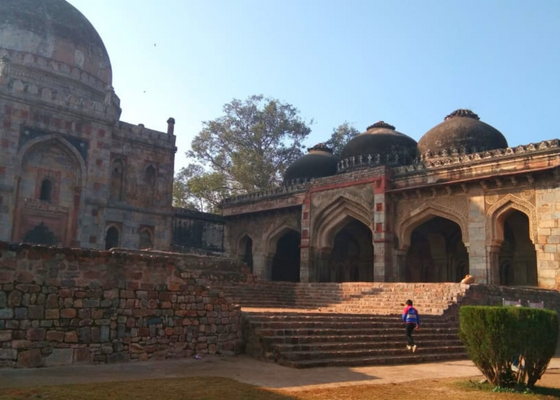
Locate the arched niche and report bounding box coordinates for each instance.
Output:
[271,230,301,282]
[323,218,373,282]
[405,216,468,282]
[312,195,372,249]
[238,234,254,272]
[498,210,537,286]
[105,226,120,250]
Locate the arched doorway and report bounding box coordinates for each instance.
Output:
[271,230,300,282]
[405,217,468,282]
[325,219,373,282]
[105,226,120,250]
[498,210,537,286]
[239,235,254,273]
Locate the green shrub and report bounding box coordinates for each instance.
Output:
[459,306,558,388]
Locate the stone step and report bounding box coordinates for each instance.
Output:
[272,339,464,353]
[244,312,453,323]
[263,333,461,345]
[278,351,468,368]
[250,321,456,330]
[254,327,459,337]
[278,345,466,361]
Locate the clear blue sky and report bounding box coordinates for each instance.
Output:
[67,0,560,172]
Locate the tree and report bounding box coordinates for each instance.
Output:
[175,95,312,212]
[173,164,228,213]
[324,122,360,157]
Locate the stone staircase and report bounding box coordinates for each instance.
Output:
[242,311,466,368]
[219,281,469,315]
[216,281,470,368]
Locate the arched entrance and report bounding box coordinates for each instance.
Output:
[239,235,254,273]
[498,210,537,286]
[325,219,373,282]
[405,217,468,282]
[271,230,300,282]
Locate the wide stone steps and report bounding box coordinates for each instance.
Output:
[219,283,465,316]
[272,339,464,353]
[263,332,460,345]
[279,350,468,369]
[243,310,467,368]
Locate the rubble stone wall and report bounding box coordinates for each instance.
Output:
[0,241,246,368]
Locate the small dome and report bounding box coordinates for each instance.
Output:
[284,143,338,183]
[418,109,508,156]
[340,121,418,167]
[0,0,112,88]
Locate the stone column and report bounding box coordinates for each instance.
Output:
[467,189,488,282]
[486,244,501,284]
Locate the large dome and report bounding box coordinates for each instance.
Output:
[340,121,418,167]
[284,143,338,184]
[418,109,508,156]
[0,0,112,88]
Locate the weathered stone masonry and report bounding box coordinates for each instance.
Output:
[0,241,245,368]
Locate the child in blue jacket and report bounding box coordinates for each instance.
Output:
[402,299,420,352]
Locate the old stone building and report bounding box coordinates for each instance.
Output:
[0,0,176,250]
[222,112,560,289]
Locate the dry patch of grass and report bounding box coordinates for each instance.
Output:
[1,373,560,400]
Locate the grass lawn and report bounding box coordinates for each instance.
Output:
[1,373,560,400]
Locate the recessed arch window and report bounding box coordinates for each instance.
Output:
[144,165,156,185]
[105,226,120,250]
[139,229,153,249]
[39,178,53,202]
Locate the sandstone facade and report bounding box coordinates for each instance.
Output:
[222,128,560,290]
[0,0,176,251]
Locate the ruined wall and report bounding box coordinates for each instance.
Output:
[0,241,246,368]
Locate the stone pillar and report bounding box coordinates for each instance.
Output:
[395,249,407,282]
[467,189,487,282]
[167,118,175,135]
[373,174,391,282]
[486,244,501,284]
[252,252,268,280]
[313,247,332,282]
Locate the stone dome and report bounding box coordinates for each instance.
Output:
[284,143,338,184]
[418,109,508,156]
[340,121,418,167]
[0,0,112,88]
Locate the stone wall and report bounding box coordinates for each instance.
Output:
[172,208,225,254]
[0,241,247,368]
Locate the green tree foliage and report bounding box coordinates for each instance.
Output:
[459,305,558,389]
[174,95,311,212]
[324,122,360,157]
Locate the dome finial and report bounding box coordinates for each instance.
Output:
[444,109,480,121]
[308,143,333,153]
[367,121,396,131]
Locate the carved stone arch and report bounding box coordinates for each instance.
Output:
[486,194,537,245]
[312,195,372,249]
[235,231,254,253]
[398,204,469,250]
[15,134,86,189]
[265,224,300,256]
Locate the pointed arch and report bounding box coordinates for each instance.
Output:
[265,223,300,256]
[486,194,537,245]
[312,195,372,249]
[237,234,254,272]
[398,204,468,250]
[15,134,86,189]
